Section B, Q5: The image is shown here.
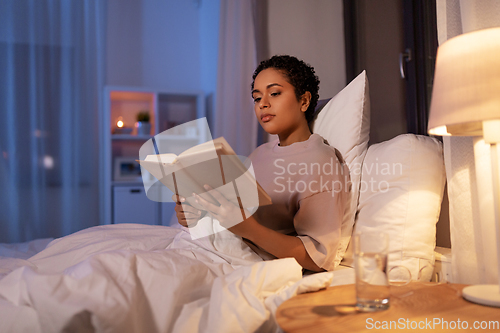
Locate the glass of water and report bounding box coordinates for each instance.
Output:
[353,231,390,312]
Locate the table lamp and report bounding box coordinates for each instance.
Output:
[428,27,500,307]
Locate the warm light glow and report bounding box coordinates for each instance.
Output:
[116,119,124,128]
[428,126,449,136]
[428,27,500,136]
[428,27,500,308]
[483,120,500,144]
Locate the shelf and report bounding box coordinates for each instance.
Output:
[112,181,144,186]
[103,86,206,226]
[111,134,203,141]
[154,135,202,141]
[109,90,155,136]
[112,134,154,141]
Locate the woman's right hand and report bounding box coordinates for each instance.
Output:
[172,194,204,227]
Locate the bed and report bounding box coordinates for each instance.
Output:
[0,71,446,333]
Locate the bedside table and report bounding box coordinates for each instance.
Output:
[276,282,500,332]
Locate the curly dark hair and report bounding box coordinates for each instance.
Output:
[251,55,320,123]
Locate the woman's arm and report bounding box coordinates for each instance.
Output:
[229,216,324,272]
[193,186,324,272]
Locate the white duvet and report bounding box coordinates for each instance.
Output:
[0,223,336,333]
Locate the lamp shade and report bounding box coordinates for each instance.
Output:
[430,27,500,308]
[428,27,500,137]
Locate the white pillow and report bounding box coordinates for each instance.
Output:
[342,134,446,281]
[311,70,370,267]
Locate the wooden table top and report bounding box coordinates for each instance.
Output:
[276,282,500,332]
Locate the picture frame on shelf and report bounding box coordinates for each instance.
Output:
[114,157,143,182]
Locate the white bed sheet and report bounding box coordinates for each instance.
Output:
[0,223,342,333]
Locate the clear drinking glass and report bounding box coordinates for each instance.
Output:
[353,231,390,312]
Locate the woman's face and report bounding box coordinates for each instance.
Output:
[251,68,309,137]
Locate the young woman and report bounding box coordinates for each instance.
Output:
[174,55,350,272]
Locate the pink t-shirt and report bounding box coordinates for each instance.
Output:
[247,133,351,271]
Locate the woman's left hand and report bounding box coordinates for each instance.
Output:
[193,184,248,230]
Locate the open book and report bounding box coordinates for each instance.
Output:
[138,137,272,211]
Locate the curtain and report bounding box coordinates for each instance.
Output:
[0,0,105,243]
[214,0,259,157]
[436,0,500,284]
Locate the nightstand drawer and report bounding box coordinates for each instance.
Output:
[113,186,158,224]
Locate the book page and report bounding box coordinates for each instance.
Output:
[144,153,177,164]
[176,140,218,168]
[219,154,271,207]
[138,137,271,208]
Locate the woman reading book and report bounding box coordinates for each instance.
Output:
[174,55,350,272]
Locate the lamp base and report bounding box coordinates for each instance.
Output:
[462,285,500,307]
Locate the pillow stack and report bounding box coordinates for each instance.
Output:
[342,134,446,281]
[311,71,371,267]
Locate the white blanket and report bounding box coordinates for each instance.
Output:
[0,223,335,333]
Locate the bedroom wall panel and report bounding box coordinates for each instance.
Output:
[266,0,346,100]
[106,0,143,86]
[106,0,220,93]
